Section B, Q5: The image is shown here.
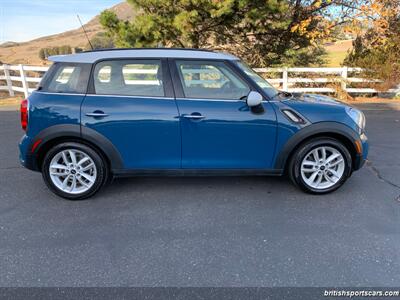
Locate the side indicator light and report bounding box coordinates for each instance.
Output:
[355,140,362,154]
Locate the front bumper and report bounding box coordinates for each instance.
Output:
[353,132,369,171]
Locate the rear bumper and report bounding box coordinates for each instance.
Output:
[19,135,40,172]
[19,153,40,171]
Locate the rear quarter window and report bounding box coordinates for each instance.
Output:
[40,63,91,94]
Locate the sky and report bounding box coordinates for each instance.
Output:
[0,0,122,43]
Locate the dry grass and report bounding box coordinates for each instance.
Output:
[351,97,399,103]
[324,51,349,67]
[0,96,23,107]
[323,40,353,67]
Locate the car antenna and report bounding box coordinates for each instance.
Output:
[77,14,93,50]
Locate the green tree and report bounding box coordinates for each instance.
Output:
[59,45,72,55]
[86,32,114,50]
[100,0,352,67]
[39,46,72,59]
[46,47,57,56]
[38,48,46,60]
[344,0,400,89]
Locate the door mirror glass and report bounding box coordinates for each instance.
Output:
[246,91,263,107]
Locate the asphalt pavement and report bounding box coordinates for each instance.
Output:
[0,102,399,287]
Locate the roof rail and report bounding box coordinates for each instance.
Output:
[82,47,216,53]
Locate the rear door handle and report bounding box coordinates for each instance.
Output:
[85,111,109,118]
[182,114,205,120]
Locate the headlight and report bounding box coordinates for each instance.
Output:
[345,107,366,130]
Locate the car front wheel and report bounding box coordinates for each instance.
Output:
[289,138,352,194]
[42,142,108,200]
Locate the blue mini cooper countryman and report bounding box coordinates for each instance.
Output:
[19,48,368,200]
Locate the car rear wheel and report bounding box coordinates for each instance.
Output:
[288,138,352,194]
[42,142,108,200]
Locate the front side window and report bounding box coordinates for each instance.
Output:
[235,61,278,99]
[93,60,164,97]
[45,63,89,93]
[176,60,250,100]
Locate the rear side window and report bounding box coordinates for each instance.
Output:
[97,66,111,83]
[93,60,165,97]
[42,63,90,94]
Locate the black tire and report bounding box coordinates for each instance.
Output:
[42,142,109,200]
[288,137,352,194]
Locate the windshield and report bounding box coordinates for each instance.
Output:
[235,61,278,99]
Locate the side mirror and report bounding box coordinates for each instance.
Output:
[246,91,263,107]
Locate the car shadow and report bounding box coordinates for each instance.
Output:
[101,175,294,199]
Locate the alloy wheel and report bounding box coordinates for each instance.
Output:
[300,146,345,190]
[49,149,97,194]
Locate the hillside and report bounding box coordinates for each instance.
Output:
[0,1,353,66]
[0,2,133,65]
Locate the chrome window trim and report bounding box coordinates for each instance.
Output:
[33,91,86,96]
[175,97,271,103]
[175,97,244,103]
[86,93,175,100]
[34,90,273,103]
[33,91,174,100]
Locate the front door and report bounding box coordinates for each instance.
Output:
[171,59,277,169]
[81,59,181,170]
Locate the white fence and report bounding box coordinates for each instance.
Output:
[0,64,49,98]
[253,67,387,94]
[0,64,397,98]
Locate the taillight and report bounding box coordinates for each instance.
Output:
[20,99,28,131]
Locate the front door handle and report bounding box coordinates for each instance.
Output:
[182,113,205,120]
[86,111,109,118]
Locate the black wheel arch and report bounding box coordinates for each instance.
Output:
[275,122,362,172]
[30,124,124,172]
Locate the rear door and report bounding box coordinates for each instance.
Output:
[81,58,181,170]
[170,59,277,170]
